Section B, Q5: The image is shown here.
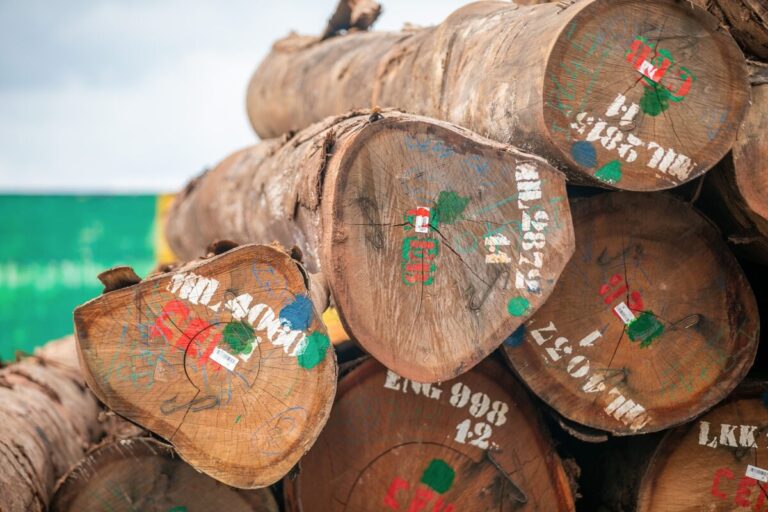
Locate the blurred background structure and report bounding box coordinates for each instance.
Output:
[0,0,467,359]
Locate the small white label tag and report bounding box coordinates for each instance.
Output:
[746,465,768,483]
[210,346,238,371]
[414,207,430,233]
[614,302,636,325]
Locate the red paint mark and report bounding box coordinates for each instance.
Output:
[382,477,455,511]
[402,237,438,285]
[711,467,733,499]
[626,36,694,100]
[150,300,221,369]
[599,274,645,319]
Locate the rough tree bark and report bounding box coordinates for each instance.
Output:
[74,244,337,489]
[284,357,576,511]
[699,75,768,264]
[502,192,759,435]
[246,0,750,191]
[692,0,768,59]
[51,437,279,512]
[165,110,574,383]
[636,382,768,511]
[0,336,105,512]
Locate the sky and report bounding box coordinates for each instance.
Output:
[0,0,470,193]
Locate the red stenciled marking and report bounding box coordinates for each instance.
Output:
[383,477,455,512]
[599,274,645,320]
[625,36,695,101]
[710,466,768,510]
[150,300,221,369]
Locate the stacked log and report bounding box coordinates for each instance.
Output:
[246,0,750,190]
[74,244,337,488]
[165,110,575,383]
[284,357,576,511]
[51,437,278,512]
[502,192,759,435]
[0,337,105,512]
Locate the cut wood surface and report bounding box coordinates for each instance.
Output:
[502,192,759,435]
[0,336,105,512]
[700,81,768,264]
[51,437,279,512]
[284,357,576,511]
[165,110,574,383]
[637,382,768,511]
[74,244,337,488]
[246,0,750,191]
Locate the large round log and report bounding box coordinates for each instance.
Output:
[166,110,574,383]
[284,357,576,511]
[502,192,759,435]
[51,437,279,512]
[74,244,337,488]
[246,0,749,191]
[0,337,105,512]
[699,80,768,264]
[637,382,768,511]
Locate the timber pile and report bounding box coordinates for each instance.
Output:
[0,337,105,512]
[31,0,766,510]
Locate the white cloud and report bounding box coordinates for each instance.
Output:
[0,0,470,192]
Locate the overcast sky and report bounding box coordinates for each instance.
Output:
[0,0,469,193]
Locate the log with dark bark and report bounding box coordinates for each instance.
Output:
[246,0,750,191]
[74,244,337,489]
[699,77,768,264]
[502,192,759,436]
[636,382,768,511]
[51,437,279,512]
[284,357,576,511]
[0,336,105,512]
[165,110,574,383]
[692,0,768,59]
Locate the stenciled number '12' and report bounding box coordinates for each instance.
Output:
[449,382,509,449]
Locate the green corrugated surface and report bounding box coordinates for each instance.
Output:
[0,195,157,361]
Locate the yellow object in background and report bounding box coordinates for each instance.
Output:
[155,194,177,265]
[323,308,351,345]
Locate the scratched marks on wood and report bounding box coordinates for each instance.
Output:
[285,358,575,511]
[74,244,337,488]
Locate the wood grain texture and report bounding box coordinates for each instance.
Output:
[637,383,768,511]
[700,82,768,264]
[74,244,337,488]
[693,0,768,58]
[51,437,279,512]
[166,110,574,383]
[284,358,575,511]
[246,0,749,191]
[0,337,105,512]
[502,192,759,435]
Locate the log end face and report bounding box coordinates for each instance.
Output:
[321,116,575,382]
[542,0,750,191]
[504,192,759,435]
[72,244,338,488]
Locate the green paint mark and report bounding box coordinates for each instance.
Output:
[640,83,670,116]
[433,190,470,226]
[627,311,665,348]
[222,322,255,354]
[420,459,455,494]
[595,160,622,185]
[298,331,330,369]
[166,507,188,512]
[507,296,530,317]
[235,415,242,423]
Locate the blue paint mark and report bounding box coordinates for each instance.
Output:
[504,325,526,348]
[762,391,768,408]
[279,295,313,330]
[571,141,597,168]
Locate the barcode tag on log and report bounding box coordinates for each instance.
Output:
[414,207,430,233]
[614,302,636,325]
[746,465,768,483]
[210,346,238,371]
